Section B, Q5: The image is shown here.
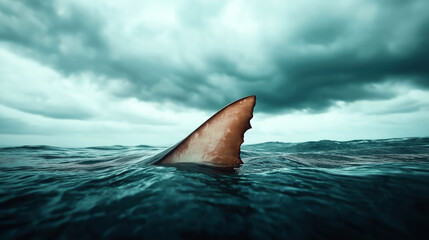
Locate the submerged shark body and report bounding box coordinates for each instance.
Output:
[146,96,256,167]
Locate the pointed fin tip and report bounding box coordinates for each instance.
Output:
[155,95,256,167]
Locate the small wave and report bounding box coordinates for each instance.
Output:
[85,145,129,150]
[0,145,63,151]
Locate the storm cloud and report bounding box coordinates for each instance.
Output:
[1,0,428,114]
[1,0,429,147]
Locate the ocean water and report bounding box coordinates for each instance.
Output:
[1,138,429,239]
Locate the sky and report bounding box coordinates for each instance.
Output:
[0,0,428,147]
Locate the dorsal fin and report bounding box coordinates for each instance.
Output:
[154,95,256,167]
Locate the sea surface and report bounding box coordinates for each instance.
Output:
[1,138,429,239]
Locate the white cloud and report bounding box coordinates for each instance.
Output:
[0,46,211,146]
[246,87,429,144]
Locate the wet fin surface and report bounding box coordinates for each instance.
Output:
[153,95,256,167]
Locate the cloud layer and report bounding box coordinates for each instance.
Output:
[1,0,429,147]
[1,0,428,114]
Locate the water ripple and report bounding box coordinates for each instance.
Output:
[1,138,429,239]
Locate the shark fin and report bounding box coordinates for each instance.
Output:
[153,95,256,167]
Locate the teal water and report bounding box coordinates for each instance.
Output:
[1,138,429,239]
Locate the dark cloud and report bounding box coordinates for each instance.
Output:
[0,0,109,74]
[1,0,428,113]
